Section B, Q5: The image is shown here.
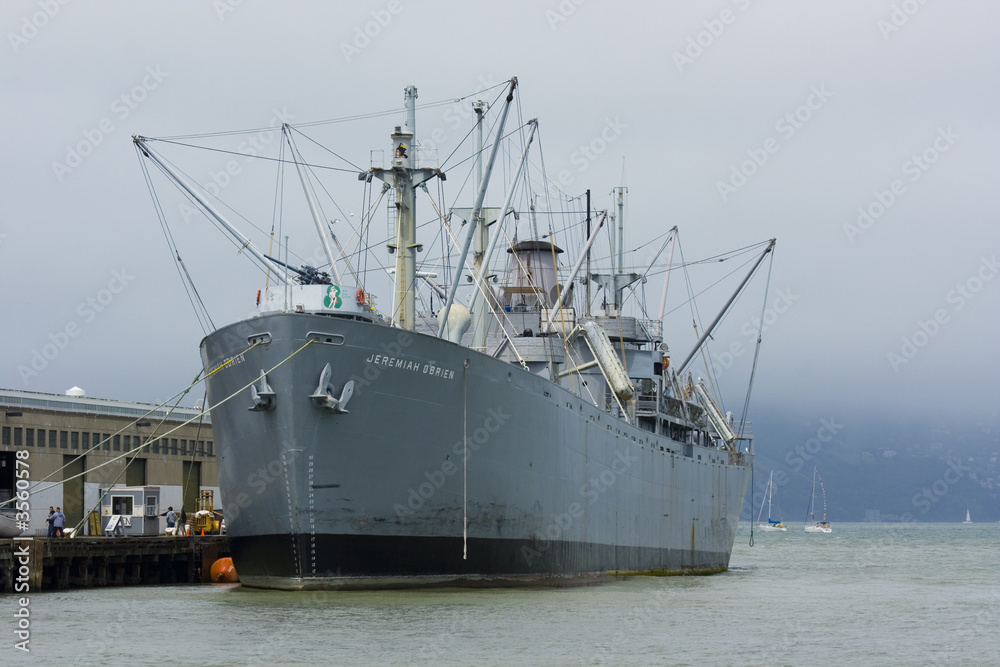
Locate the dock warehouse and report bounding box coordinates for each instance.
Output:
[1,388,219,535]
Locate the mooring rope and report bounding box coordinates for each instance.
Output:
[16,339,315,529]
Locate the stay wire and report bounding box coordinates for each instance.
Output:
[146,139,360,174]
[180,388,211,516]
[5,363,212,508]
[154,85,511,141]
[738,246,775,442]
[288,125,364,172]
[137,146,212,334]
[70,376,201,537]
[143,147,315,273]
[21,338,311,504]
[439,84,510,172]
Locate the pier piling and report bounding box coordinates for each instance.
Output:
[0,536,230,592]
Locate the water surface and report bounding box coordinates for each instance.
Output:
[7,523,997,665]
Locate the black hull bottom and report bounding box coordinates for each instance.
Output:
[230,534,731,590]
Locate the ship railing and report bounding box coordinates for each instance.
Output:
[541,306,576,334]
[413,147,439,168]
[638,318,662,341]
[732,421,753,439]
[636,395,706,427]
[636,396,658,415]
[369,147,438,169]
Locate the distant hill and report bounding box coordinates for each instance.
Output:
[740,407,999,523]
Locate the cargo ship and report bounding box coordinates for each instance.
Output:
[135,79,769,589]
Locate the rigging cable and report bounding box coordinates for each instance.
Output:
[737,246,775,442]
[141,147,310,274]
[22,339,313,504]
[176,253,215,332]
[658,250,766,319]
[180,388,211,519]
[154,83,512,141]
[136,146,213,334]
[69,375,201,537]
[266,135,286,293]
[439,83,510,172]
[288,124,364,172]
[697,248,773,414]
[143,139,360,174]
[296,144,354,233]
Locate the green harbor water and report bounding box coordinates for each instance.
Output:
[5,523,998,665]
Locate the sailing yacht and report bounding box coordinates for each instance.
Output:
[963,509,972,524]
[804,467,832,533]
[756,470,786,531]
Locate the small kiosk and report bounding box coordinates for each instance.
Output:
[99,485,161,536]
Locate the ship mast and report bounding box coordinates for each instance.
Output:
[616,186,626,278]
[470,119,538,351]
[437,78,518,339]
[590,188,640,316]
[369,86,443,330]
[470,100,489,350]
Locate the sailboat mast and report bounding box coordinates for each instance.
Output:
[755,473,767,525]
[767,471,773,520]
[809,467,817,521]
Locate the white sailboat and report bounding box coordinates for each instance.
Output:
[963,509,972,524]
[756,470,787,531]
[804,467,832,533]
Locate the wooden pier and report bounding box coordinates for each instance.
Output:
[0,536,230,592]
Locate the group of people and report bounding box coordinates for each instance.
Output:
[46,506,65,537]
[42,505,194,537]
[164,506,187,536]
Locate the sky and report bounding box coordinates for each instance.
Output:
[2,0,998,434]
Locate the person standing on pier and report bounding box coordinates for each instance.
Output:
[47,506,56,537]
[52,507,66,538]
[164,506,177,535]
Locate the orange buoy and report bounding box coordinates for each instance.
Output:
[356,288,365,306]
[210,557,239,583]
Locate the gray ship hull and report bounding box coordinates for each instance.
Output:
[201,312,752,590]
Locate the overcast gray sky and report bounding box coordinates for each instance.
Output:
[2,0,997,426]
